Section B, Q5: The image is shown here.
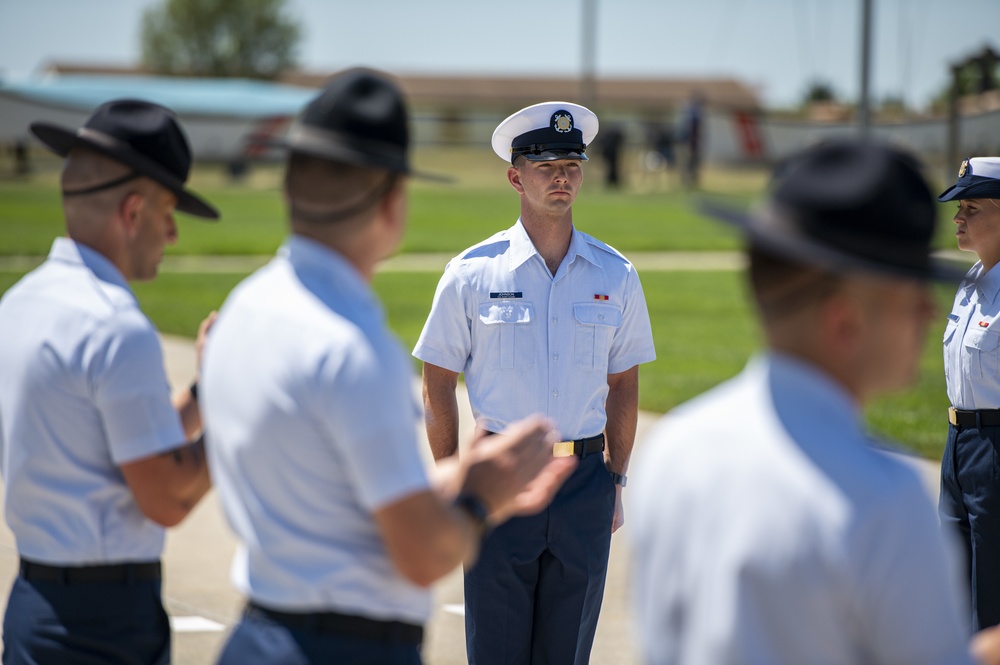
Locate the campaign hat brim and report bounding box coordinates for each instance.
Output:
[702,199,968,283]
[30,121,219,220]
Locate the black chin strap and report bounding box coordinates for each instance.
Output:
[62,172,140,197]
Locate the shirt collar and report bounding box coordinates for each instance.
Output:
[974,261,1000,304]
[49,237,133,297]
[280,234,380,312]
[755,350,863,440]
[507,219,601,273]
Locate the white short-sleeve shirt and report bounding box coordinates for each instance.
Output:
[413,219,656,438]
[202,235,432,623]
[944,261,1000,409]
[630,353,972,665]
[0,238,185,565]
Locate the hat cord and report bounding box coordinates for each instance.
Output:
[62,172,140,197]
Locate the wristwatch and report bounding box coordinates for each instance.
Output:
[454,493,491,536]
[610,472,627,487]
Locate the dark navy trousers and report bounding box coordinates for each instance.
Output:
[464,452,616,665]
[216,611,422,665]
[1,575,170,665]
[940,422,1000,632]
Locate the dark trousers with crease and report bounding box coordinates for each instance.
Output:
[940,422,1000,632]
[1,575,170,665]
[464,452,616,665]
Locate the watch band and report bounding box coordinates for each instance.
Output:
[610,472,628,487]
[454,493,491,536]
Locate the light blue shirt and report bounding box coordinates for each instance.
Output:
[413,219,656,438]
[202,235,432,622]
[944,261,1000,409]
[630,353,971,665]
[0,238,184,565]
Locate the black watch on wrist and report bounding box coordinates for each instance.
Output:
[189,380,199,401]
[610,472,628,487]
[454,493,491,536]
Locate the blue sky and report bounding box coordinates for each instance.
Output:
[1,0,997,109]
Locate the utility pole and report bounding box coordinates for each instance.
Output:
[581,0,597,108]
[858,0,873,138]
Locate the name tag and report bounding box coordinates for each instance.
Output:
[948,313,960,322]
[490,291,523,299]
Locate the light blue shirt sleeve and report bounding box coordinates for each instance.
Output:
[413,262,473,373]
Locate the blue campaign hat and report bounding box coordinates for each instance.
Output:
[492,101,598,163]
[702,140,967,282]
[938,157,1000,201]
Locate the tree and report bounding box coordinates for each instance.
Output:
[802,80,837,105]
[141,0,300,80]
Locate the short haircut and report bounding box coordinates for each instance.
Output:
[284,153,397,225]
[747,245,844,321]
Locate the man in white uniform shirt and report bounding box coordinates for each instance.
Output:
[414,102,656,664]
[0,99,217,664]
[630,140,1000,665]
[201,68,576,665]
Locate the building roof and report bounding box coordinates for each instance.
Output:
[43,62,761,112]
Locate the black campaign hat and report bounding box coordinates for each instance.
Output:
[30,99,218,220]
[703,140,966,282]
[938,157,1000,201]
[275,67,448,181]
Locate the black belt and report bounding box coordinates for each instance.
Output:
[486,431,605,458]
[246,602,423,645]
[949,407,1000,428]
[19,558,161,584]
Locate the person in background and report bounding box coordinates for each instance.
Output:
[939,156,1000,633]
[0,99,217,664]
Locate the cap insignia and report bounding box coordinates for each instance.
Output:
[552,111,574,134]
[959,160,969,177]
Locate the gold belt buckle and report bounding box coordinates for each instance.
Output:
[948,406,959,426]
[553,440,575,457]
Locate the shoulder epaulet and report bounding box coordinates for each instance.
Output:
[453,229,512,262]
[578,229,630,264]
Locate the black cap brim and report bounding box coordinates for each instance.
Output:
[701,200,968,283]
[937,179,1000,202]
[522,150,588,162]
[30,122,219,220]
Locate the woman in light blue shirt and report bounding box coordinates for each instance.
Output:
[939,156,1000,633]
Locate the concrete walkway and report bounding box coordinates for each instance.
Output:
[0,249,972,275]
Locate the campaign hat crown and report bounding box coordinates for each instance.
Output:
[938,157,1000,201]
[492,101,599,163]
[703,140,965,282]
[30,99,218,219]
[275,67,448,181]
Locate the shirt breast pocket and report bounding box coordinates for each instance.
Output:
[573,303,622,370]
[478,302,535,370]
[964,327,1000,380]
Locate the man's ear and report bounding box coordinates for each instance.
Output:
[117,191,144,237]
[507,166,524,194]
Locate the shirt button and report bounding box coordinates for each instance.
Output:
[553,354,559,361]
[598,314,605,321]
[552,317,558,325]
[552,390,559,398]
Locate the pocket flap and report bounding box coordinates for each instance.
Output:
[573,303,622,327]
[965,327,999,351]
[479,301,534,325]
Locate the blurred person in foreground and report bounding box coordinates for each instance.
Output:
[938,156,1000,632]
[200,68,576,665]
[630,140,1000,665]
[414,101,656,664]
[0,99,218,664]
